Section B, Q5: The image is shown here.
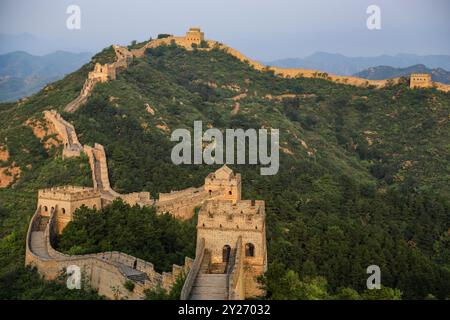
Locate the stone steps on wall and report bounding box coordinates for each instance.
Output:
[190,292,228,300]
[190,285,228,294]
[38,217,49,231]
[209,263,227,274]
[198,274,228,282]
[93,159,103,190]
[127,273,149,284]
[119,264,149,284]
[30,231,51,259]
[190,274,228,300]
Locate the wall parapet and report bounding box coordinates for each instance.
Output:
[180,238,205,300]
[228,236,245,300]
[38,186,100,202]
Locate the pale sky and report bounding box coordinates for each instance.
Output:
[0,0,449,59]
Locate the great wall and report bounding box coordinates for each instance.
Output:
[26,164,266,300]
[28,104,266,299]
[23,27,449,300]
[61,26,450,115]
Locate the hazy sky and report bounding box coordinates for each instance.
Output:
[1,0,449,60]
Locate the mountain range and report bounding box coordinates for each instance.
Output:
[354,64,450,84]
[2,48,450,103]
[0,50,92,102]
[268,52,450,76]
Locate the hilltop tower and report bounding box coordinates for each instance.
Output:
[410,73,432,89]
[37,186,101,233]
[204,165,241,203]
[88,63,116,82]
[196,199,267,298]
[185,27,205,45]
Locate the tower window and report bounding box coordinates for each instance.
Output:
[245,243,255,257]
[223,245,231,262]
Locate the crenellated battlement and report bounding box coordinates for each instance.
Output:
[198,200,265,232]
[38,186,100,201]
[158,187,204,202]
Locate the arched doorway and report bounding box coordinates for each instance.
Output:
[222,245,231,262]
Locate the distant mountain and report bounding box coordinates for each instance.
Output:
[267,52,450,76]
[0,50,92,102]
[354,64,450,84]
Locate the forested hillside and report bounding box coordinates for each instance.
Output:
[1,42,450,299]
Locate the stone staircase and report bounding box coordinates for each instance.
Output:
[209,262,227,274]
[189,274,229,300]
[38,216,49,231]
[188,249,230,300]
[127,273,149,284]
[93,158,103,190]
[119,265,149,284]
[30,231,50,259]
[64,78,97,113]
[29,215,51,259]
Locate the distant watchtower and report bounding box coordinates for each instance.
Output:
[88,63,116,82]
[410,73,432,89]
[204,165,241,203]
[185,27,205,45]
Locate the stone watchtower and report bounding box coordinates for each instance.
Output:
[88,63,116,82]
[410,73,432,89]
[37,186,101,233]
[204,165,241,203]
[196,199,267,298]
[185,27,205,45]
